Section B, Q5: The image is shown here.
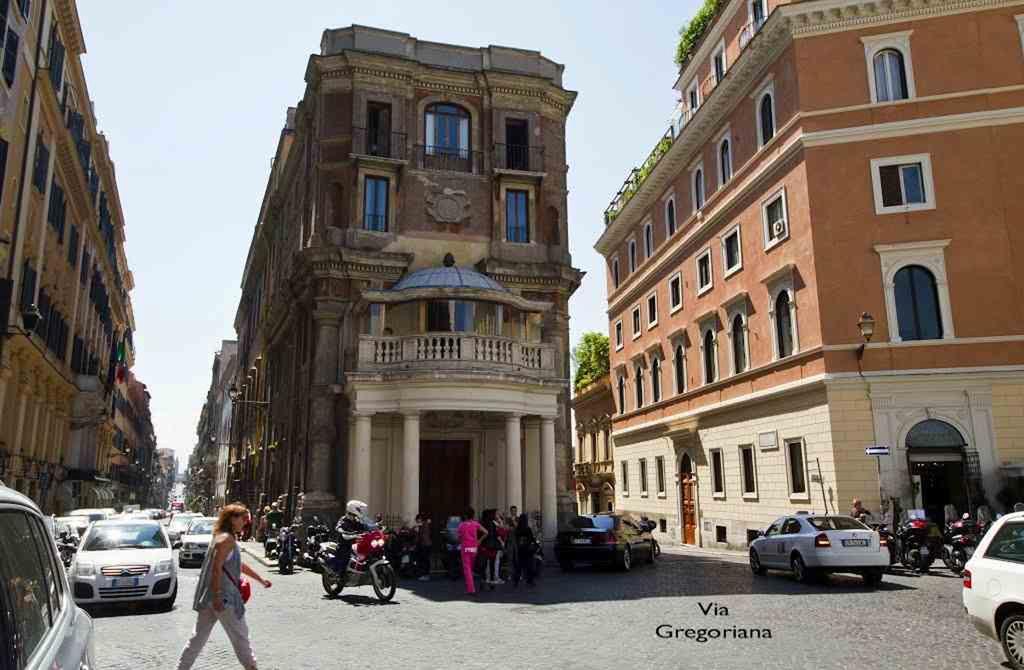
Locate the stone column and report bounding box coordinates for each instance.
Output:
[540,416,558,542]
[505,413,522,513]
[350,412,373,504]
[304,304,344,518]
[401,412,420,526]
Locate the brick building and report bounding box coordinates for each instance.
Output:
[229,26,581,540]
[0,0,147,512]
[596,0,1024,549]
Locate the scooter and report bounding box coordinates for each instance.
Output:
[895,518,942,573]
[278,525,298,574]
[264,523,280,560]
[318,528,397,602]
[57,531,78,568]
[941,515,984,575]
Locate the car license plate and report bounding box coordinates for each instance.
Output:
[571,538,590,545]
[110,577,140,588]
[842,539,869,547]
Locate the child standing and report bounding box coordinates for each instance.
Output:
[457,507,487,595]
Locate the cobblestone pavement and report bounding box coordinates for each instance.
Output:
[88,546,1005,670]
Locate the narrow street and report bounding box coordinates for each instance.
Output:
[88,548,1002,670]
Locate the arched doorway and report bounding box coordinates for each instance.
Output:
[680,453,696,545]
[905,419,969,523]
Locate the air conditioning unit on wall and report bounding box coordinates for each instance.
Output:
[772,220,786,237]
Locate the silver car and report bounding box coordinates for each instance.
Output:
[0,484,95,668]
[749,513,889,586]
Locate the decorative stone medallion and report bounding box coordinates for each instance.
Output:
[426,186,470,224]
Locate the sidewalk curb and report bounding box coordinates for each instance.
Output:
[661,544,747,562]
[238,541,277,569]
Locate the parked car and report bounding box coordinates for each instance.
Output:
[555,513,656,571]
[166,512,201,544]
[177,517,216,568]
[0,484,95,669]
[70,519,178,610]
[749,513,888,585]
[963,510,1024,668]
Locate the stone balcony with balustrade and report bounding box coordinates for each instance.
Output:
[356,333,558,380]
[573,460,614,479]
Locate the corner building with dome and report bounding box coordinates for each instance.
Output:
[228,26,581,541]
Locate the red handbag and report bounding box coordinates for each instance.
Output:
[223,566,252,604]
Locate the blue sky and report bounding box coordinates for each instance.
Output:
[76,0,697,463]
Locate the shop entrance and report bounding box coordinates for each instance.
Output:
[419,440,471,534]
[905,419,970,523]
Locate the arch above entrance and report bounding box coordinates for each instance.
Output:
[905,419,966,449]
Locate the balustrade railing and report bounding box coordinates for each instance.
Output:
[352,127,408,160]
[358,333,556,377]
[574,460,615,477]
[493,143,544,172]
[414,145,481,174]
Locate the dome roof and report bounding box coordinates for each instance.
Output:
[390,260,508,293]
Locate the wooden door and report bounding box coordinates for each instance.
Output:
[419,440,471,538]
[681,478,697,545]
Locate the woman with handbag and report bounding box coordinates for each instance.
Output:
[176,503,272,670]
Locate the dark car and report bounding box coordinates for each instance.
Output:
[555,514,656,571]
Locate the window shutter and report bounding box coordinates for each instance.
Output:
[425,112,435,154]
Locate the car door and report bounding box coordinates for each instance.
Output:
[756,518,785,567]
[778,518,804,566]
[976,520,1024,623]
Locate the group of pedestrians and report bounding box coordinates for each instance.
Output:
[457,506,539,596]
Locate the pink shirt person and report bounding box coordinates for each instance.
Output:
[458,519,484,549]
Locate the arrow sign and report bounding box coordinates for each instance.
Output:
[865,446,890,456]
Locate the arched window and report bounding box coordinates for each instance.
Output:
[666,199,676,237]
[611,258,620,288]
[424,103,470,156]
[873,49,908,102]
[702,329,716,384]
[628,240,637,272]
[635,365,645,408]
[894,265,942,341]
[906,419,965,450]
[617,375,626,413]
[775,291,794,358]
[651,357,661,403]
[643,222,653,258]
[674,344,685,394]
[759,93,775,145]
[732,314,747,374]
[719,138,732,185]
[693,169,704,211]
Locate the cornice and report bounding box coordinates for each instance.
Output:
[54,0,86,56]
[782,0,1024,38]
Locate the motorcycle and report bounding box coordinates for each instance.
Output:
[57,531,78,568]
[264,523,280,560]
[894,518,942,573]
[278,525,298,574]
[319,527,397,602]
[300,517,331,571]
[941,515,984,575]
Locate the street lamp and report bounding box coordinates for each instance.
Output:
[856,312,876,370]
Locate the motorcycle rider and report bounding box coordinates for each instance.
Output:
[334,500,373,571]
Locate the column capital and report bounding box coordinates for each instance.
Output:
[401,410,420,420]
[505,412,524,421]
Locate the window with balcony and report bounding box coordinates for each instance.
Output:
[687,78,700,115]
[722,226,741,276]
[718,135,732,186]
[631,305,641,339]
[503,118,531,171]
[365,102,393,157]
[646,292,657,328]
[363,176,389,232]
[643,221,653,259]
[669,272,682,313]
[871,154,934,214]
[634,364,644,408]
[665,197,677,237]
[762,189,788,249]
[697,249,713,295]
[650,356,661,403]
[894,265,942,341]
[506,189,530,243]
[628,239,637,273]
[423,103,471,170]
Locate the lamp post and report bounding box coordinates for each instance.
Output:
[856,312,875,361]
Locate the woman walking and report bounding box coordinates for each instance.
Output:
[176,503,272,670]
[512,513,537,587]
[456,507,487,596]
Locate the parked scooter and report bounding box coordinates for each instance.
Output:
[894,518,942,573]
[57,529,78,568]
[318,527,397,602]
[278,525,298,574]
[941,514,984,575]
[300,516,331,571]
[264,522,280,560]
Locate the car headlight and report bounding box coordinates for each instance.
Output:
[155,560,173,573]
[75,562,95,577]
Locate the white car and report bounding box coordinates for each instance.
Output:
[963,511,1024,668]
[166,513,201,543]
[178,517,216,567]
[71,519,178,610]
[0,485,95,669]
[749,513,889,585]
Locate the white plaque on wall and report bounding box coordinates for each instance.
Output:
[758,431,778,450]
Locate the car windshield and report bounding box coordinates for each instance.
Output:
[84,524,168,551]
[170,516,197,531]
[188,520,214,535]
[807,516,869,531]
[570,516,615,531]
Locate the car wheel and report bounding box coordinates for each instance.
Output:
[158,584,177,612]
[1002,613,1024,670]
[791,554,811,583]
[620,545,632,572]
[749,549,766,576]
[647,541,657,564]
[862,568,883,588]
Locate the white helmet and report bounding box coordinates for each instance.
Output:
[346,500,369,518]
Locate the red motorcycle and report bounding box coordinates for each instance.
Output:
[319,528,397,602]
